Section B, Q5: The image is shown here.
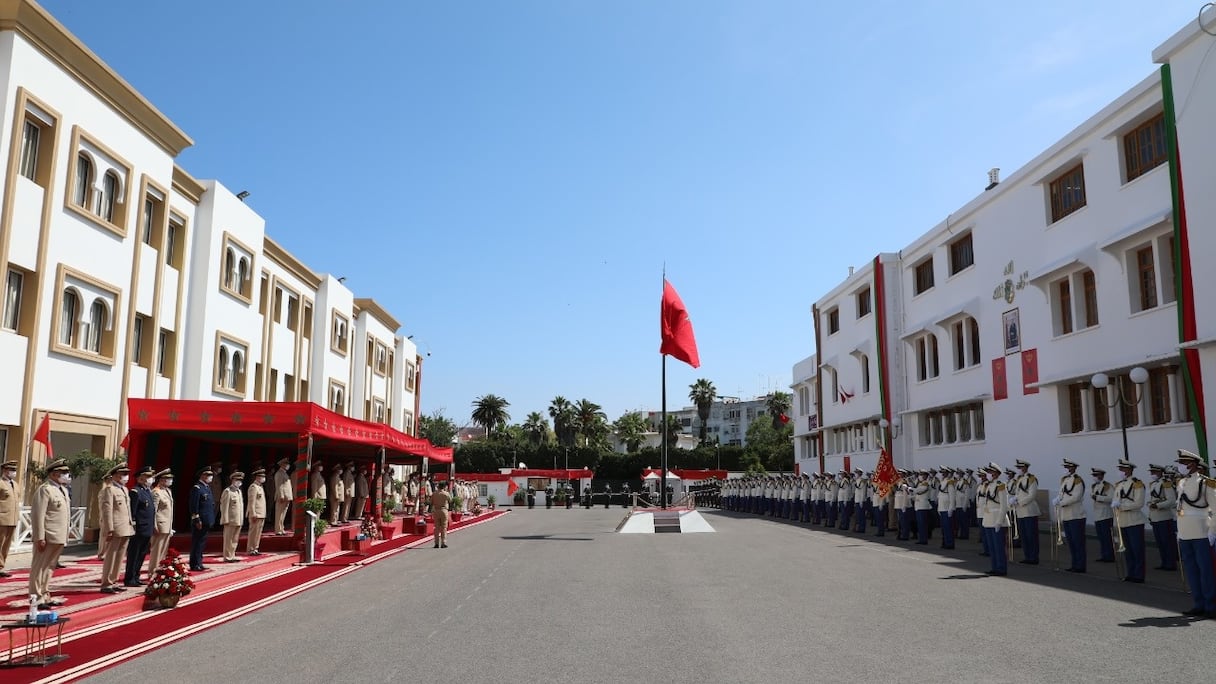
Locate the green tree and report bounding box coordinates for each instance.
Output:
[548,396,576,448]
[744,415,794,473]
[573,399,608,447]
[688,378,717,445]
[471,394,510,437]
[418,411,457,446]
[663,414,683,451]
[612,412,648,453]
[522,412,550,448]
[766,391,793,429]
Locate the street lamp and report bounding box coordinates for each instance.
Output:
[715,443,720,471]
[1091,367,1149,463]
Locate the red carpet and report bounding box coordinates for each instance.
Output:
[4,510,506,683]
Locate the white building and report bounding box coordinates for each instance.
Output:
[647,394,779,448]
[0,1,427,510]
[1153,14,1216,465]
[799,26,1210,484]
[790,354,818,473]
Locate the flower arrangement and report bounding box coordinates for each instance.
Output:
[144,549,196,603]
[360,514,381,541]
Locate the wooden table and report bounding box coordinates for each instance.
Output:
[1,616,70,667]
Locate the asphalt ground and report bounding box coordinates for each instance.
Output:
[85,507,1214,683]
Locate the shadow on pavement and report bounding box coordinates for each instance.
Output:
[500,535,594,541]
[939,573,989,580]
[1118,615,1207,628]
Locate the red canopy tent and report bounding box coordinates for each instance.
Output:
[125,399,448,536]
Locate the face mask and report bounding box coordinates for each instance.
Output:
[164,480,174,487]
[233,482,243,489]
[2,470,14,479]
[204,476,214,484]
[117,475,128,485]
[256,477,266,485]
[58,473,71,485]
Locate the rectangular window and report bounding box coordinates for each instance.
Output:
[948,233,974,275]
[1123,112,1167,183]
[142,198,154,245]
[132,315,145,366]
[856,288,871,318]
[1137,246,1157,311]
[958,407,971,442]
[286,296,299,332]
[1067,383,1084,433]
[157,329,169,376]
[861,355,870,394]
[165,219,179,266]
[1049,163,1087,223]
[1149,367,1171,425]
[928,335,939,378]
[968,318,980,366]
[19,120,39,181]
[1118,375,1139,428]
[916,338,928,381]
[1093,383,1111,431]
[914,259,934,295]
[953,321,965,371]
[1082,270,1098,328]
[827,308,839,334]
[1058,279,1073,335]
[3,270,22,331]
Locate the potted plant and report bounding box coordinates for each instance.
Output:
[379,505,398,540]
[449,494,464,523]
[63,450,119,543]
[487,494,497,510]
[513,490,527,506]
[144,549,196,609]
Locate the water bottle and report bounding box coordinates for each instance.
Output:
[28,594,38,623]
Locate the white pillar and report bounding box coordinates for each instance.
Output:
[1081,387,1092,432]
[1166,371,1180,423]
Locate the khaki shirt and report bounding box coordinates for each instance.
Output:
[99,481,135,537]
[430,490,451,512]
[0,476,19,526]
[247,482,267,520]
[32,481,70,544]
[220,486,244,526]
[153,486,174,534]
[275,468,293,500]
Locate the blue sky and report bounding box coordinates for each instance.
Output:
[42,1,1200,427]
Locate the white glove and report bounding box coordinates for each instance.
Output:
[1209,531,1216,547]
[1051,496,1060,507]
[1008,497,1018,508]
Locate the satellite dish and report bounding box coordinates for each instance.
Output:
[518,462,527,469]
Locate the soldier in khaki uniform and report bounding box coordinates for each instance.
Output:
[431,481,452,548]
[148,469,174,575]
[246,468,267,555]
[352,466,369,521]
[0,460,20,577]
[342,461,356,522]
[99,463,134,594]
[310,462,326,501]
[220,471,245,562]
[29,458,71,607]
[328,464,346,525]
[95,471,111,560]
[273,458,292,535]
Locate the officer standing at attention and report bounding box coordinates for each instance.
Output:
[936,467,955,550]
[976,469,991,556]
[328,463,346,525]
[309,461,326,503]
[189,467,216,572]
[353,466,370,521]
[29,459,71,608]
[342,461,356,522]
[0,460,20,578]
[1009,459,1040,565]
[273,458,292,535]
[913,471,933,545]
[1053,459,1086,573]
[981,463,1009,576]
[1174,450,1216,617]
[220,471,245,563]
[147,469,174,575]
[1147,463,1179,572]
[246,468,267,556]
[1090,467,1116,563]
[99,463,133,594]
[1112,460,1146,583]
[123,465,156,587]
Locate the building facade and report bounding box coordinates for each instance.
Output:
[0,1,425,507]
[799,22,1214,486]
[790,354,818,473]
[647,394,778,448]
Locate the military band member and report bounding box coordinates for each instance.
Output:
[1112,460,1146,583]
[953,468,970,541]
[29,459,71,607]
[220,471,245,562]
[0,460,19,577]
[913,472,932,545]
[1174,450,1216,617]
[273,458,292,535]
[936,467,955,550]
[870,476,887,537]
[853,469,869,533]
[837,472,854,530]
[800,475,812,522]
[981,463,1009,575]
[825,474,840,527]
[1147,464,1179,571]
[976,470,991,556]
[893,472,910,540]
[328,464,346,525]
[99,463,133,594]
[148,469,174,575]
[189,467,216,571]
[1054,459,1086,573]
[1090,468,1116,563]
[1009,459,1040,564]
[246,468,267,556]
[353,466,370,520]
[124,465,156,586]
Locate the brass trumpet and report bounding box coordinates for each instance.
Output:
[1055,507,1065,546]
[1008,510,1020,540]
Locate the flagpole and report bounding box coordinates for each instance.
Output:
[661,353,667,510]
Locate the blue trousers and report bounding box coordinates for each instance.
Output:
[1094,518,1115,561]
[955,507,969,539]
[1063,518,1087,571]
[1017,516,1039,562]
[939,511,954,548]
[873,505,886,536]
[1120,524,1146,580]
[897,508,910,539]
[854,503,866,532]
[840,504,853,530]
[915,510,930,544]
[827,502,838,527]
[985,526,1007,573]
[1150,519,1178,569]
[981,522,991,555]
[1179,538,1216,612]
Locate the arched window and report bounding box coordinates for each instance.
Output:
[99,171,118,222]
[59,290,79,346]
[230,351,243,389]
[224,248,235,289]
[73,154,92,207]
[217,346,229,387]
[237,257,249,292]
[85,299,105,352]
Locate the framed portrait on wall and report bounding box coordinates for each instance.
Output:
[1003,308,1021,355]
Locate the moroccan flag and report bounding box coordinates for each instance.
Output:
[779,413,789,424]
[32,414,53,459]
[660,279,700,368]
[120,432,130,450]
[874,446,898,498]
[507,480,519,496]
[1022,348,1039,395]
[992,358,1008,401]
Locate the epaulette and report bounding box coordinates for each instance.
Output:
[1029,475,1038,483]
[1132,481,1145,489]
[995,482,1006,491]
[1162,481,1175,489]
[1205,477,1216,489]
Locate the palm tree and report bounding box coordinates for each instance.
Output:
[471,394,511,438]
[548,396,576,448]
[766,391,793,430]
[522,412,549,448]
[573,399,608,447]
[612,412,648,453]
[688,378,717,445]
[664,414,683,451]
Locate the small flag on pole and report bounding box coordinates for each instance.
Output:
[778,413,790,424]
[32,414,53,459]
[660,279,700,368]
